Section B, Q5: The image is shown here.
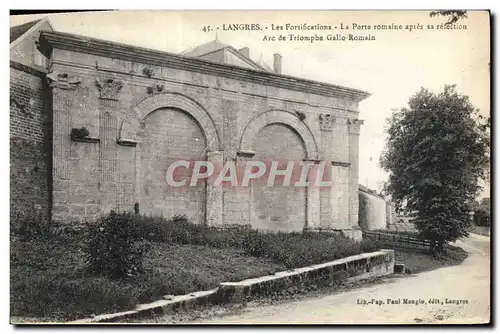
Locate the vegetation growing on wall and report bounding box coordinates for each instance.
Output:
[142,67,155,78]
[70,127,90,141]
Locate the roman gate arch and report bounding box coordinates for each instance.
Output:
[239,109,321,231]
[120,92,221,150]
[120,91,222,225]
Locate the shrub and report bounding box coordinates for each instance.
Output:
[138,214,201,244]
[70,127,90,141]
[10,214,47,242]
[239,230,383,269]
[131,213,384,269]
[9,210,76,243]
[84,211,151,279]
[105,212,385,270]
[10,271,138,320]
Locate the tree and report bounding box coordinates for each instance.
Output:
[480,197,491,211]
[430,10,468,25]
[380,85,489,250]
[475,198,491,227]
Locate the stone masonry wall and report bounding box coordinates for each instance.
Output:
[47,46,363,231]
[358,189,388,230]
[10,66,52,222]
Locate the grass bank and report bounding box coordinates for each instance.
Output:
[395,245,468,274]
[471,226,490,236]
[370,229,468,273]
[11,215,382,321]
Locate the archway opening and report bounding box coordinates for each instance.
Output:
[251,123,307,232]
[138,107,207,224]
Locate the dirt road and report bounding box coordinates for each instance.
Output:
[193,234,490,324]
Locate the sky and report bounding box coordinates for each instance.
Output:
[10,10,491,198]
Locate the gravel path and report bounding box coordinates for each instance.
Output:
[191,234,490,324]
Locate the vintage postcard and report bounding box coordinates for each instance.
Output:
[9,10,491,325]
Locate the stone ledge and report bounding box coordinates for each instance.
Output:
[302,158,322,164]
[331,161,351,167]
[65,249,394,324]
[71,136,100,143]
[215,249,394,304]
[117,138,139,147]
[67,289,218,324]
[236,150,256,158]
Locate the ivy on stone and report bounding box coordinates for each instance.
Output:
[70,127,90,141]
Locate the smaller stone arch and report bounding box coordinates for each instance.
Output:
[119,91,221,152]
[239,109,319,160]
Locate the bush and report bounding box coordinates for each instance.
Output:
[84,211,150,279]
[11,271,138,320]
[239,231,383,269]
[70,127,90,141]
[138,214,201,244]
[86,211,384,273]
[474,209,490,227]
[10,210,80,243]
[132,214,383,269]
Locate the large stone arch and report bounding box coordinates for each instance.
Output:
[119,91,222,226]
[239,109,321,232]
[119,91,221,152]
[239,110,319,160]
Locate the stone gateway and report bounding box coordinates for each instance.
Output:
[10,19,372,237]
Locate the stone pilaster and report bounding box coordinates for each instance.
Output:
[99,110,119,214]
[206,150,224,226]
[48,72,81,181]
[47,71,81,222]
[318,113,353,230]
[348,119,364,228]
[302,160,321,230]
[318,113,334,228]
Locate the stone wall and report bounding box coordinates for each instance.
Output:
[10,20,52,70]
[216,249,395,304]
[10,65,52,222]
[38,31,369,233]
[358,187,388,230]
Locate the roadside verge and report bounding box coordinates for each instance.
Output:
[66,249,395,324]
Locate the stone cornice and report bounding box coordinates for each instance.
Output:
[38,31,371,103]
[49,59,361,113]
